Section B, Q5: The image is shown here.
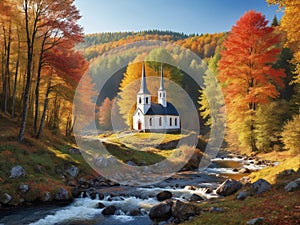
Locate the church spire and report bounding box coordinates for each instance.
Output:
[138,62,150,94]
[159,64,165,91]
[158,64,167,107]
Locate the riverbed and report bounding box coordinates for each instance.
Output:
[0,155,268,225]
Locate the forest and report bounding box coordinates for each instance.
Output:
[0,0,299,156]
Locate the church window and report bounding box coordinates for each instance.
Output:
[149,118,152,126]
[163,93,166,97]
[146,97,148,104]
[159,117,162,126]
[170,118,172,126]
[175,118,178,126]
[139,97,141,104]
[160,93,162,97]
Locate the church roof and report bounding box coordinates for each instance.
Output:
[145,102,179,116]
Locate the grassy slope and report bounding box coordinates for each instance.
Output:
[0,114,189,205]
[0,113,98,205]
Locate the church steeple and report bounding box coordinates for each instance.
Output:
[138,62,150,94]
[137,62,151,114]
[158,65,167,107]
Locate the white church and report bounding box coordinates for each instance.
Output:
[132,63,180,133]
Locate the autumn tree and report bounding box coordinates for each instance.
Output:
[17,0,83,142]
[267,0,300,83]
[281,113,300,154]
[218,11,285,152]
[98,97,114,130]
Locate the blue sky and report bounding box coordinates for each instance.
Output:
[74,0,282,35]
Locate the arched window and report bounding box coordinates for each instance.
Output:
[160,93,162,97]
[170,118,172,126]
[146,97,148,104]
[175,118,178,126]
[139,97,142,104]
[149,118,152,126]
[159,117,162,126]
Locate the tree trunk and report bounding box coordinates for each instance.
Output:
[34,35,47,135]
[36,75,52,139]
[18,0,37,142]
[11,33,20,119]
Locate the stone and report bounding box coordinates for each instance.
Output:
[209,207,224,213]
[33,165,43,173]
[236,191,248,200]
[43,192,52,202]
[247,217,264,225]
[65,165,78,178]
[172,200,195,221]
[9,166,26,178]
[102,205,117,215]
[157,191,172,201]
[0,193,12,204]
[55,188,69,201]
[69,148,81,154]
[128,209,141,216]
[285,178,300,192]
[183,149,203,171]
[19,183,29,193]
[189,194,204,202]
[96,202,105,209]
[239,168,251,174]
[251,179,271,194]
[216,179,243,196]
[204,188,213,194]
[149,200,173,223]
[126,161,137,166]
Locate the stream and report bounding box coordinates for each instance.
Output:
[0,155,268,225]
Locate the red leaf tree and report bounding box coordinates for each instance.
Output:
[218,11,285,151]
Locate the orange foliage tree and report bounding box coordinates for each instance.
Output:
[218,11,285,151]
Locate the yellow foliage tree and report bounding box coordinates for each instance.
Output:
[267,0,300,83]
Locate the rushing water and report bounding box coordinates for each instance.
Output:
[0,156,267,225]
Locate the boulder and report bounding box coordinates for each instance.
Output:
[251,179,271,194]
[209,206,224,213]
[65,165,78,178]
[189,194,204,202]
[149,200,173,223]
[0,193,12,204]
[285,178,300,192]
[216,179,243,196]
[239,168,251,174]
[128,209,142,216]
[55,188,70,201]
[157,191,172,201]
[247,217,264,225]
[96,202,105,209]
[172,200,195,221]
[182,149,203,170]
[19,183,29,193]
[102,205,117,215]
[236,191,248,200]
[9,166,26,178]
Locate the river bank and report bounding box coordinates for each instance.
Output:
[0,151,274,225]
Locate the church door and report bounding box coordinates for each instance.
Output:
[138,121,142,130]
